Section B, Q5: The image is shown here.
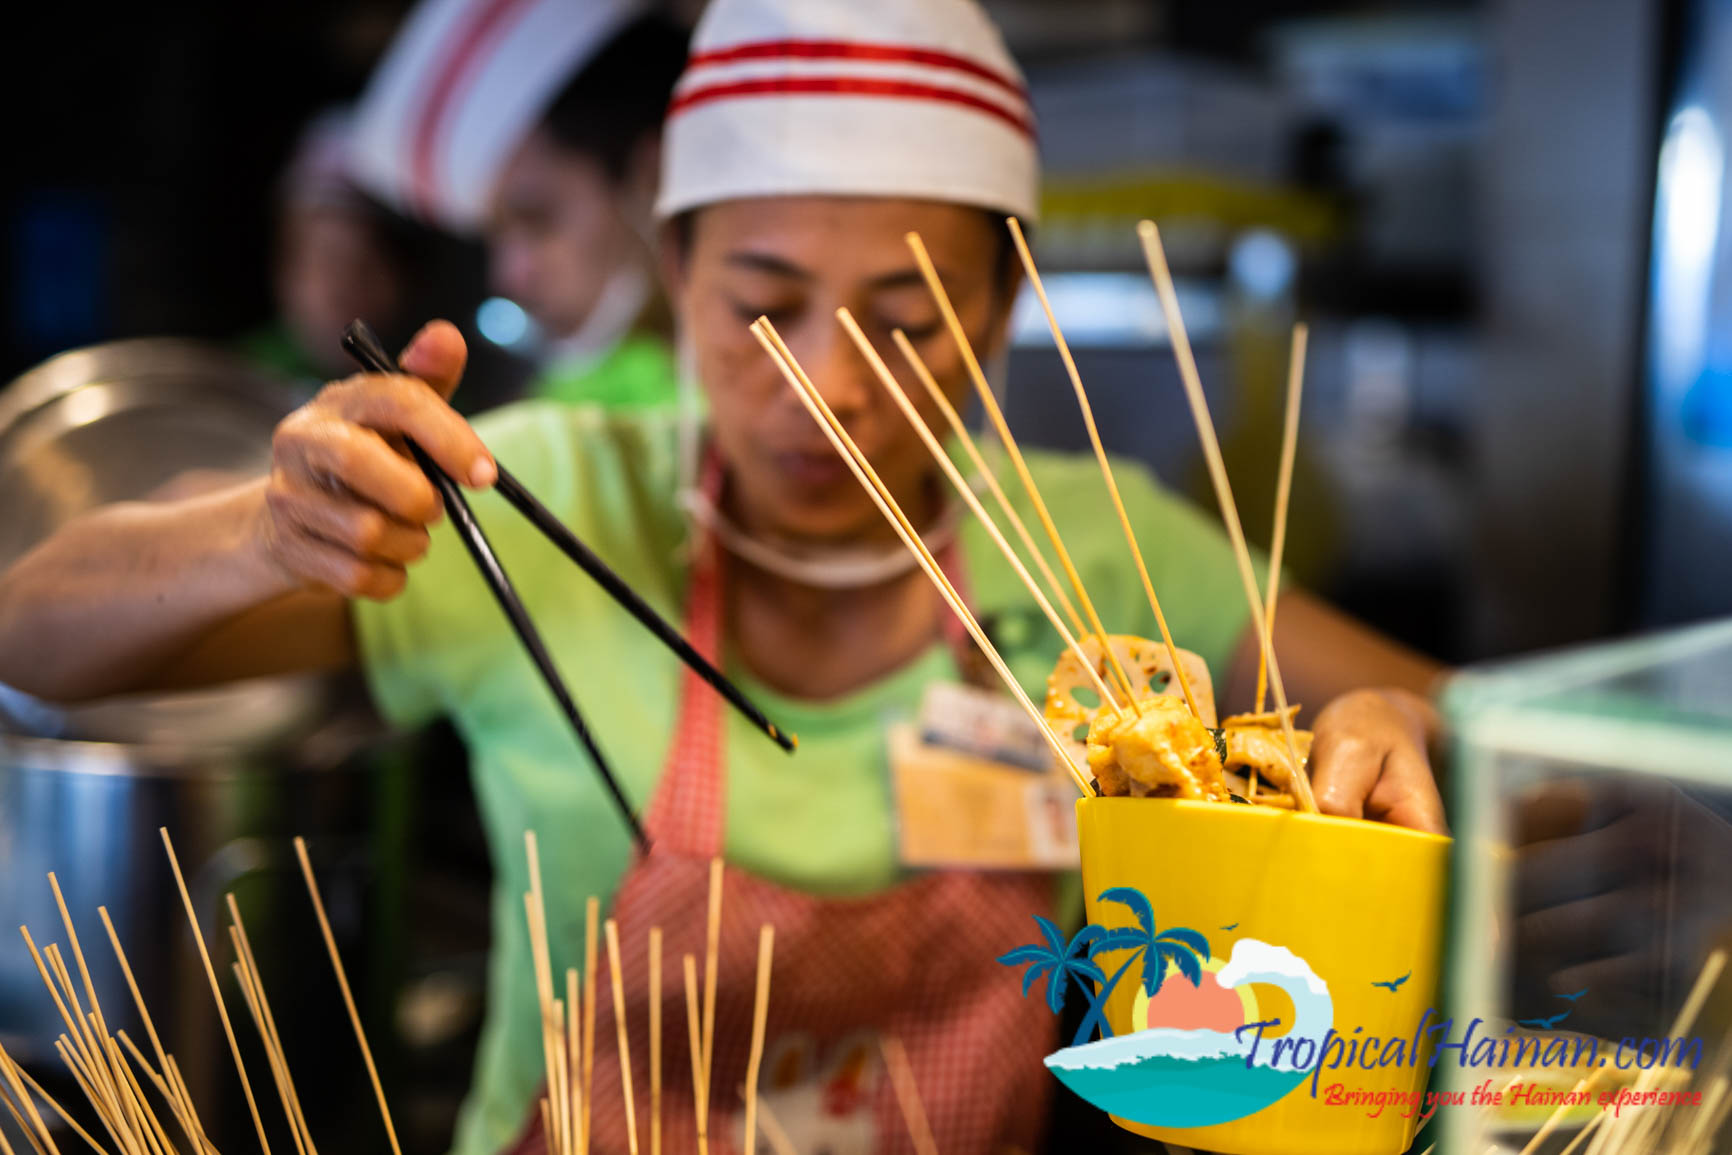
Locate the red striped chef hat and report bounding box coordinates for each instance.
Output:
[349,0,649,232]
[656,0,1038,223]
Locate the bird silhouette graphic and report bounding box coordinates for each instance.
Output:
[1220,922,1239,931]
[1518,1011,1573,1030]
[1371,971,1411,993]
[1557,988,1588,1003]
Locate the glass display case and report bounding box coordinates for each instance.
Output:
[1439,618,1732,1153]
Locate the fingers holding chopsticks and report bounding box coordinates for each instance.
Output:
[255,320,494,600]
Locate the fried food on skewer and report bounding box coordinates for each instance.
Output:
[1221,706,1312,796]
[1089,696,1228,800]
[1044,634,1313,806]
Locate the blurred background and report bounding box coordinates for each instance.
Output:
[3,0,1729,1152]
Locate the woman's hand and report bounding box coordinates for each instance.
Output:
[252,320,493,600]
[1308,688,1448,834]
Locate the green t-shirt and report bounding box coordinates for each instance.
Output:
[352,402,1257,1155]
[528,334,679,411]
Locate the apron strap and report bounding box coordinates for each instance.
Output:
[646,451,980,858]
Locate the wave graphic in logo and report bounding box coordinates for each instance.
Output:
[1043,938,1333,1128]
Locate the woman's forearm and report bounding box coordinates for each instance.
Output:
[0,479,297,700]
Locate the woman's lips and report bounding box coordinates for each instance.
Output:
[774,448,854,488]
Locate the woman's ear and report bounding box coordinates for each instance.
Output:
[656,215,690,306]
[979,255,1025,360]
[618,133,663,240]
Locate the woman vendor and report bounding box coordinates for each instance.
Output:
[350,0,687,410]
[0,0,1446,1150]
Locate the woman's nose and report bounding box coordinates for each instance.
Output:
[792,318,874,420]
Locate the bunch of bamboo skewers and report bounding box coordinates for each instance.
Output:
[0,830,400,1155]
[517,836,940,1155]
[749,219,1317,809]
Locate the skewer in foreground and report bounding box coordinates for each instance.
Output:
[740,927,775,1155]
[603,920,640,1155]
[294,836,403,1155]
[163,829,275,1154]
[835,308,1121,719]
[882,1035,939,1155]
[1136,222,1318,814]
[906,231,1144,710]
[751,318,1093,795]
[1005,217,1204,722]
[1256,323,1308,716]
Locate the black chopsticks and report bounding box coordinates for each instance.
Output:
[340,320,794,851]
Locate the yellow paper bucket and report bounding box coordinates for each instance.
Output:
[1065,798,1451,1155]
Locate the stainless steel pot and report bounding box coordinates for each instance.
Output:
[0,340,396,1151]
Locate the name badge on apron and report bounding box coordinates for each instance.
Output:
[890,681,1081,870]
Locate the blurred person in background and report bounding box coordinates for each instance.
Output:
[350,0,687,410]
[242,109,416,387]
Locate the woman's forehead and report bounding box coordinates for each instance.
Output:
[691,196,997,281]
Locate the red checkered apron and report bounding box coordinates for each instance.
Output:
[507,472,1057,1155]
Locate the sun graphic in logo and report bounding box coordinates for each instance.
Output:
[1131,953,1268,1035]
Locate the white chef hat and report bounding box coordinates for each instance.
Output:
[656,0,1038,224]
[349,0,649,232]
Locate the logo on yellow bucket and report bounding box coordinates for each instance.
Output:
[999,887,1334,1129]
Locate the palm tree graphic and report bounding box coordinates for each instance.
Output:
[999,889,1211,1047]
[998,917,1108,1046]
[1077,888,1211,1044]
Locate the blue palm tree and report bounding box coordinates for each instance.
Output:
[998,916,1110,1044]
[1075,888,1211,1044]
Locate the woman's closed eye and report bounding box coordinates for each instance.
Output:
[729,297,803,328]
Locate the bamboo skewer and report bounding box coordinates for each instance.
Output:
[293,837,402,1155]
[18,929,106,1114]
[0,1046,66,1155]
[887,329,1085,640]
[99,908,205,1144]
[115,1031,205,1155]
[841,310,1118,719]
[648,927,662,1155]
[100,1034,163,1155]
[1136,223,1318,814]
[160,829,274,1155]
[1006,218,1204,721]
[566,969,582,1155]
[1256,323,1308,715]
[754,319,1093,791]
[108,1033,176,1155]
[231,946,307,1155]
[40,936,119,1136]
[699,860,721,1153]
[550,998,570,1155]
[524,834,567,1155]
[1595,949,1727,1155]
[682,955,707,1155]
[881,1036,939,1155]
[52,957,133,1155]
[47,876,115,1075]
[582,897,599,1155]
[50,1036,121,1155]
[0,1045,72,1155]
[0,1088,44,1155]
[14,1053,106,1155]
[603,920,640,1155]
[749,1092,798,1155]
[905,230,1142,708]
[228,896,316,1155]
[741,927,775,1155]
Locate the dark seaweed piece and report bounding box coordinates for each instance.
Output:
[1228,793,1251,805]
[1208,726,1229,767]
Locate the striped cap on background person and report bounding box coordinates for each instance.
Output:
[656,0,1039,224]
[349,0,649,232]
